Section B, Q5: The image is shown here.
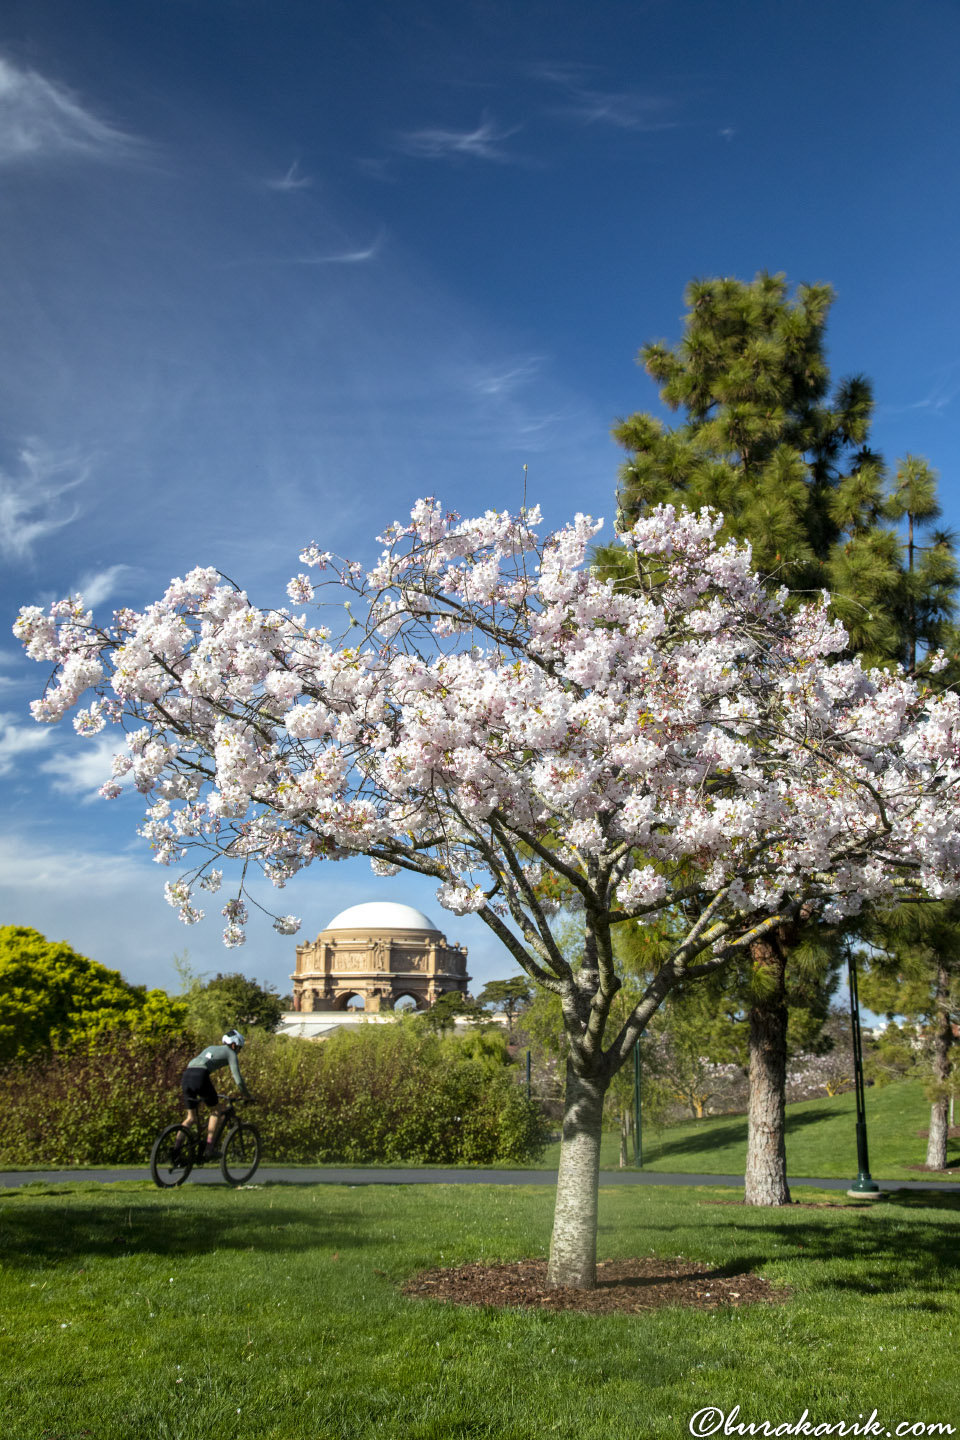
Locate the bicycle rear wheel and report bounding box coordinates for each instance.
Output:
[150,1124,195,1187]
[220,1123,261,1185]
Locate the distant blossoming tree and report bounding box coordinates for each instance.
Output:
[15,500,960,1288]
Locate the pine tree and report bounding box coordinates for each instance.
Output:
[883,455,958,673]
[608,272,907,667]
[601,272,957,1203]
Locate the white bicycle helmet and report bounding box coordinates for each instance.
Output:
[222,1029,245,1049]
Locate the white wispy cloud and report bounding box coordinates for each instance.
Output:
[0,53,142,166]
[290,233,384,265]
[458,355,574,454]
[223,231,384,267]
[265,158,313,191]
[0,443,87,562]
[879,367,960,418]
[567,89,674,131]
[40,732,124,800]
[469,356,542,398]
[531,62,675,133]
[0,712,54,776]
[73,564,132,609]
[908,376,960,414]
[394,116,520,163]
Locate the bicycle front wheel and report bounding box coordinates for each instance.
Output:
[220,1123,261,1185]
[150,1124,195,1188]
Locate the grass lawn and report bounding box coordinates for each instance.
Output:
[634,1078,960,1182]
[529,1078,960,1179]
[0,1178,957,1439]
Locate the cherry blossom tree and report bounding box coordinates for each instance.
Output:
[15,501,960,1289]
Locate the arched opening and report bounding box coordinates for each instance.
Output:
[332,991,365,1011]
[392,993,420,1012]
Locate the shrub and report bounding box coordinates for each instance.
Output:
[0,1034,195,1166]
[243,1024,549,1164]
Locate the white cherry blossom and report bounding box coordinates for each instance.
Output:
[16,497,960,1290]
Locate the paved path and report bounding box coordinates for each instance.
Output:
[1,1166,957,1191]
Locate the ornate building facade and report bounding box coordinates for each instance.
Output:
[290,901,469,1013]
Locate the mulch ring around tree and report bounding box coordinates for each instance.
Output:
[402,1257,789,1314]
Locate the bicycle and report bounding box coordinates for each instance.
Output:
[150,1097,261,1188]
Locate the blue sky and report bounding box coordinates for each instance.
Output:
[1,0,959,1000]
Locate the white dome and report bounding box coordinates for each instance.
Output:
[324,901,440,933]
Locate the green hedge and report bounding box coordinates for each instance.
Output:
[0,1025,549,1167]
[0,1034,195,1166]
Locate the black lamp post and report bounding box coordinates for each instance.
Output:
[633,1040,643,1168]
[846,944,882,1200]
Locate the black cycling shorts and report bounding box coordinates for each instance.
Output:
[181,1067,218,1110]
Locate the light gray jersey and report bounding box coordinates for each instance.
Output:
[185,1044,247,1093]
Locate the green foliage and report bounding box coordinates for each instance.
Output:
[0,1033,194,1165]
[415,989,481,1031]
[858,902,960,1106]
[476,976,535,1026]
[179,966,285,1038]
[859,902,960,1021]
[0,1023,549,1167]
[0,926,187,1062]
[884,454,959,672]
[440,1026,515,1071]
[519,983,565,1061]
[243,1025,548,1164]
[863,1020,925,1089]
[611,911,839,1107]
[641,976,744,1120]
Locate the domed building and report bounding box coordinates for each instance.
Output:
[289,900,470,1016]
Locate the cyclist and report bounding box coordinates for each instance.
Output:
[179,1029,252,1159]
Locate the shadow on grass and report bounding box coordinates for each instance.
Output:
[630,1192,960,1300]
[0,1198,372,1268]
[882,1187,960,1211]
[646,1106,837,1163]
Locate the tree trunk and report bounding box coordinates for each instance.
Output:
[925,965,953,1171]
[547,1062,607,1289]
[745,946,791,1206]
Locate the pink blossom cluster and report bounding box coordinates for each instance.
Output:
[14,500,960,961]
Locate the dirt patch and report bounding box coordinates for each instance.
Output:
[401,1257,789,1314]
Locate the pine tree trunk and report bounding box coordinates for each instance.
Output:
[547,1062,607,1289]
[745,944,791,1206]
[925,966,953,1171]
